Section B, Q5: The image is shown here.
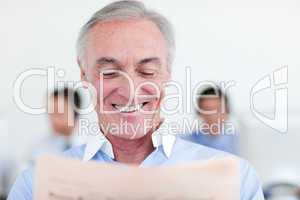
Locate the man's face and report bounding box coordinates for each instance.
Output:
[49,97,74,136]
[199,98,228,129]
[81,20,170,139]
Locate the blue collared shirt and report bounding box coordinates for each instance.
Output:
[182,130,239,155]
[8,136,264,200]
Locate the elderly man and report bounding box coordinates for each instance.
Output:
[8,1,264,199]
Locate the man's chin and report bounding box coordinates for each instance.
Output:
[100,116,155,139]
[108,130,148,140]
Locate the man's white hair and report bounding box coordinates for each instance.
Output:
[76,0,175,70]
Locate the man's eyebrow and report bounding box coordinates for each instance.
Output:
[137,57,162,66]
[96,57,121,66]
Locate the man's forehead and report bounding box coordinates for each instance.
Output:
[85,19,168,62]
[88,19,164,38]
[51,96,70,108]
[200,98,222,106]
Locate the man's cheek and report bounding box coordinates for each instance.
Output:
[94,82,110,102]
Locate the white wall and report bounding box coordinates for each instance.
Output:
[0,0,299,184]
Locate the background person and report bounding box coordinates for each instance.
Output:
[28,87,83,163]
[183,86,239,154]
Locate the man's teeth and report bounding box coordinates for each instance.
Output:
[113,103,146,113]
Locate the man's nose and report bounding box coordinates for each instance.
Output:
[116,86,132,98]
[115,74,139,99]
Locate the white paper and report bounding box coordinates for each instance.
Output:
[34,155,240,200]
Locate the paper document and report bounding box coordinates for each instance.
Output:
[34,155,239,200]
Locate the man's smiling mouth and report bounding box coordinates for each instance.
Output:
[112,102,149,113]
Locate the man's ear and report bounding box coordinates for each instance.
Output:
[77,57,86,80]
[80,69,87,81]
[165,72,172,85]
[78,57,89,88]
[81,69,90,89]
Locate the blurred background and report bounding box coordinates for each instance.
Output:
[0,0,299,199]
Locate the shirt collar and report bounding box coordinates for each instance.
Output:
[83,122,176,162]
